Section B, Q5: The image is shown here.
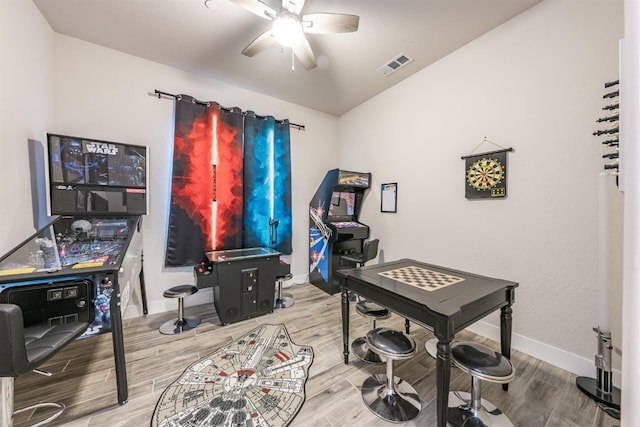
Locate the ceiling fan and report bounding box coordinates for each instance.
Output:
[228,0,359,70]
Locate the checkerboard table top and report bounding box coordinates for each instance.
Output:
[378,265,465,291]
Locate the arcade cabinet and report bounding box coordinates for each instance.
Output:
[194,247,283,324]
[309,169,371,294]
[0,133,148,405]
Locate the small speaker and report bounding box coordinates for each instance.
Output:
[259,299,272,312]
[225,306,239,323]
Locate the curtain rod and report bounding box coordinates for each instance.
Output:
[152,89,305,131]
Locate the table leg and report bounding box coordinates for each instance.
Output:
[500,303,513,391]
[342,288,350,364]
[436,338,452,427]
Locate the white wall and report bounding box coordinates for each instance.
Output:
[339,0,625,380]
[1,9,339,315]
[0,0,55,252]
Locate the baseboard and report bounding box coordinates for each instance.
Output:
[280,273,308,289]
[123,273,308,319]
[123,287,214,319]
[466,320,622,388]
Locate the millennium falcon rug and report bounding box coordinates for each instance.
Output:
[151,324,313,427]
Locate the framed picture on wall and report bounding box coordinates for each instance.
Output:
[381,183,397,213]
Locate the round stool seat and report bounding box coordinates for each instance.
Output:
[356,300,391,319]
[163,284,198,299]
[366,327,416,360]
[160,284,200,335]
[451,342,515,383]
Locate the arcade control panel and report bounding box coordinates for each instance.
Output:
[194,251,290,289]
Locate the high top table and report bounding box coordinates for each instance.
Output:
[338,258,518,427]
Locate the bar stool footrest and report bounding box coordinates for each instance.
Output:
[14,402,65,426]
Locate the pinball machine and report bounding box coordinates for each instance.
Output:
[0,133,148,405]
[308,169,371,294]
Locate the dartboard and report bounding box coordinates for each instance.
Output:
[466,157,504,191]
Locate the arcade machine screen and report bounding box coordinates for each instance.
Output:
[47,133,147,216]
[329,192,355,218]
[328,191,365,230]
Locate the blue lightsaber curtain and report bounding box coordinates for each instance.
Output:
[243,112,292,254]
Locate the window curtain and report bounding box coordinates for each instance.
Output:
[243,112,292,254]
[165,96,292,267]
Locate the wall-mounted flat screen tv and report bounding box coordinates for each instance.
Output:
[47,133,147,216]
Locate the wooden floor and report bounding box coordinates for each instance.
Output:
[13,282,619,427]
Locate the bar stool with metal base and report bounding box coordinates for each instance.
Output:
[0,304,89,427]
[351,300,391,364]
[447,341,515,427]
[361,327,421,422]
[341,239,379,302]
[273,273,294,309]
[159,284,200,335]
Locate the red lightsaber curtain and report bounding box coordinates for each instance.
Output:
[165,96,244,267]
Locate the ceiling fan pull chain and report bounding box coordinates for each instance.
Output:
[291,48,295,72]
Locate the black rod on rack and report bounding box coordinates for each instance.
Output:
[460,147,513,160]
[152,89,306,131]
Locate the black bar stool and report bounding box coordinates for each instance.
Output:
[159,284,200,335]
[340,238,379,268]
[352,300,391,364]
[0,304,88,426]
[429,340,515,427]
[361,327,421,422]
[273,273,294,309]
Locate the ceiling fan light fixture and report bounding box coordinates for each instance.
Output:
[273,16,303,47]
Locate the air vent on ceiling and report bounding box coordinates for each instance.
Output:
[377,53,414,76]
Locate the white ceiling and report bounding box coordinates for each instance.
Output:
[32,0,543,116]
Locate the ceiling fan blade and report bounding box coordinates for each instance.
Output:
[282,0,305,15]
[229,0,277,19]
[242,29,276,57]
[302,13,359,34]
[291,35,316,70]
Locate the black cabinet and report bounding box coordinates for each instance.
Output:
[195,247,280,324]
